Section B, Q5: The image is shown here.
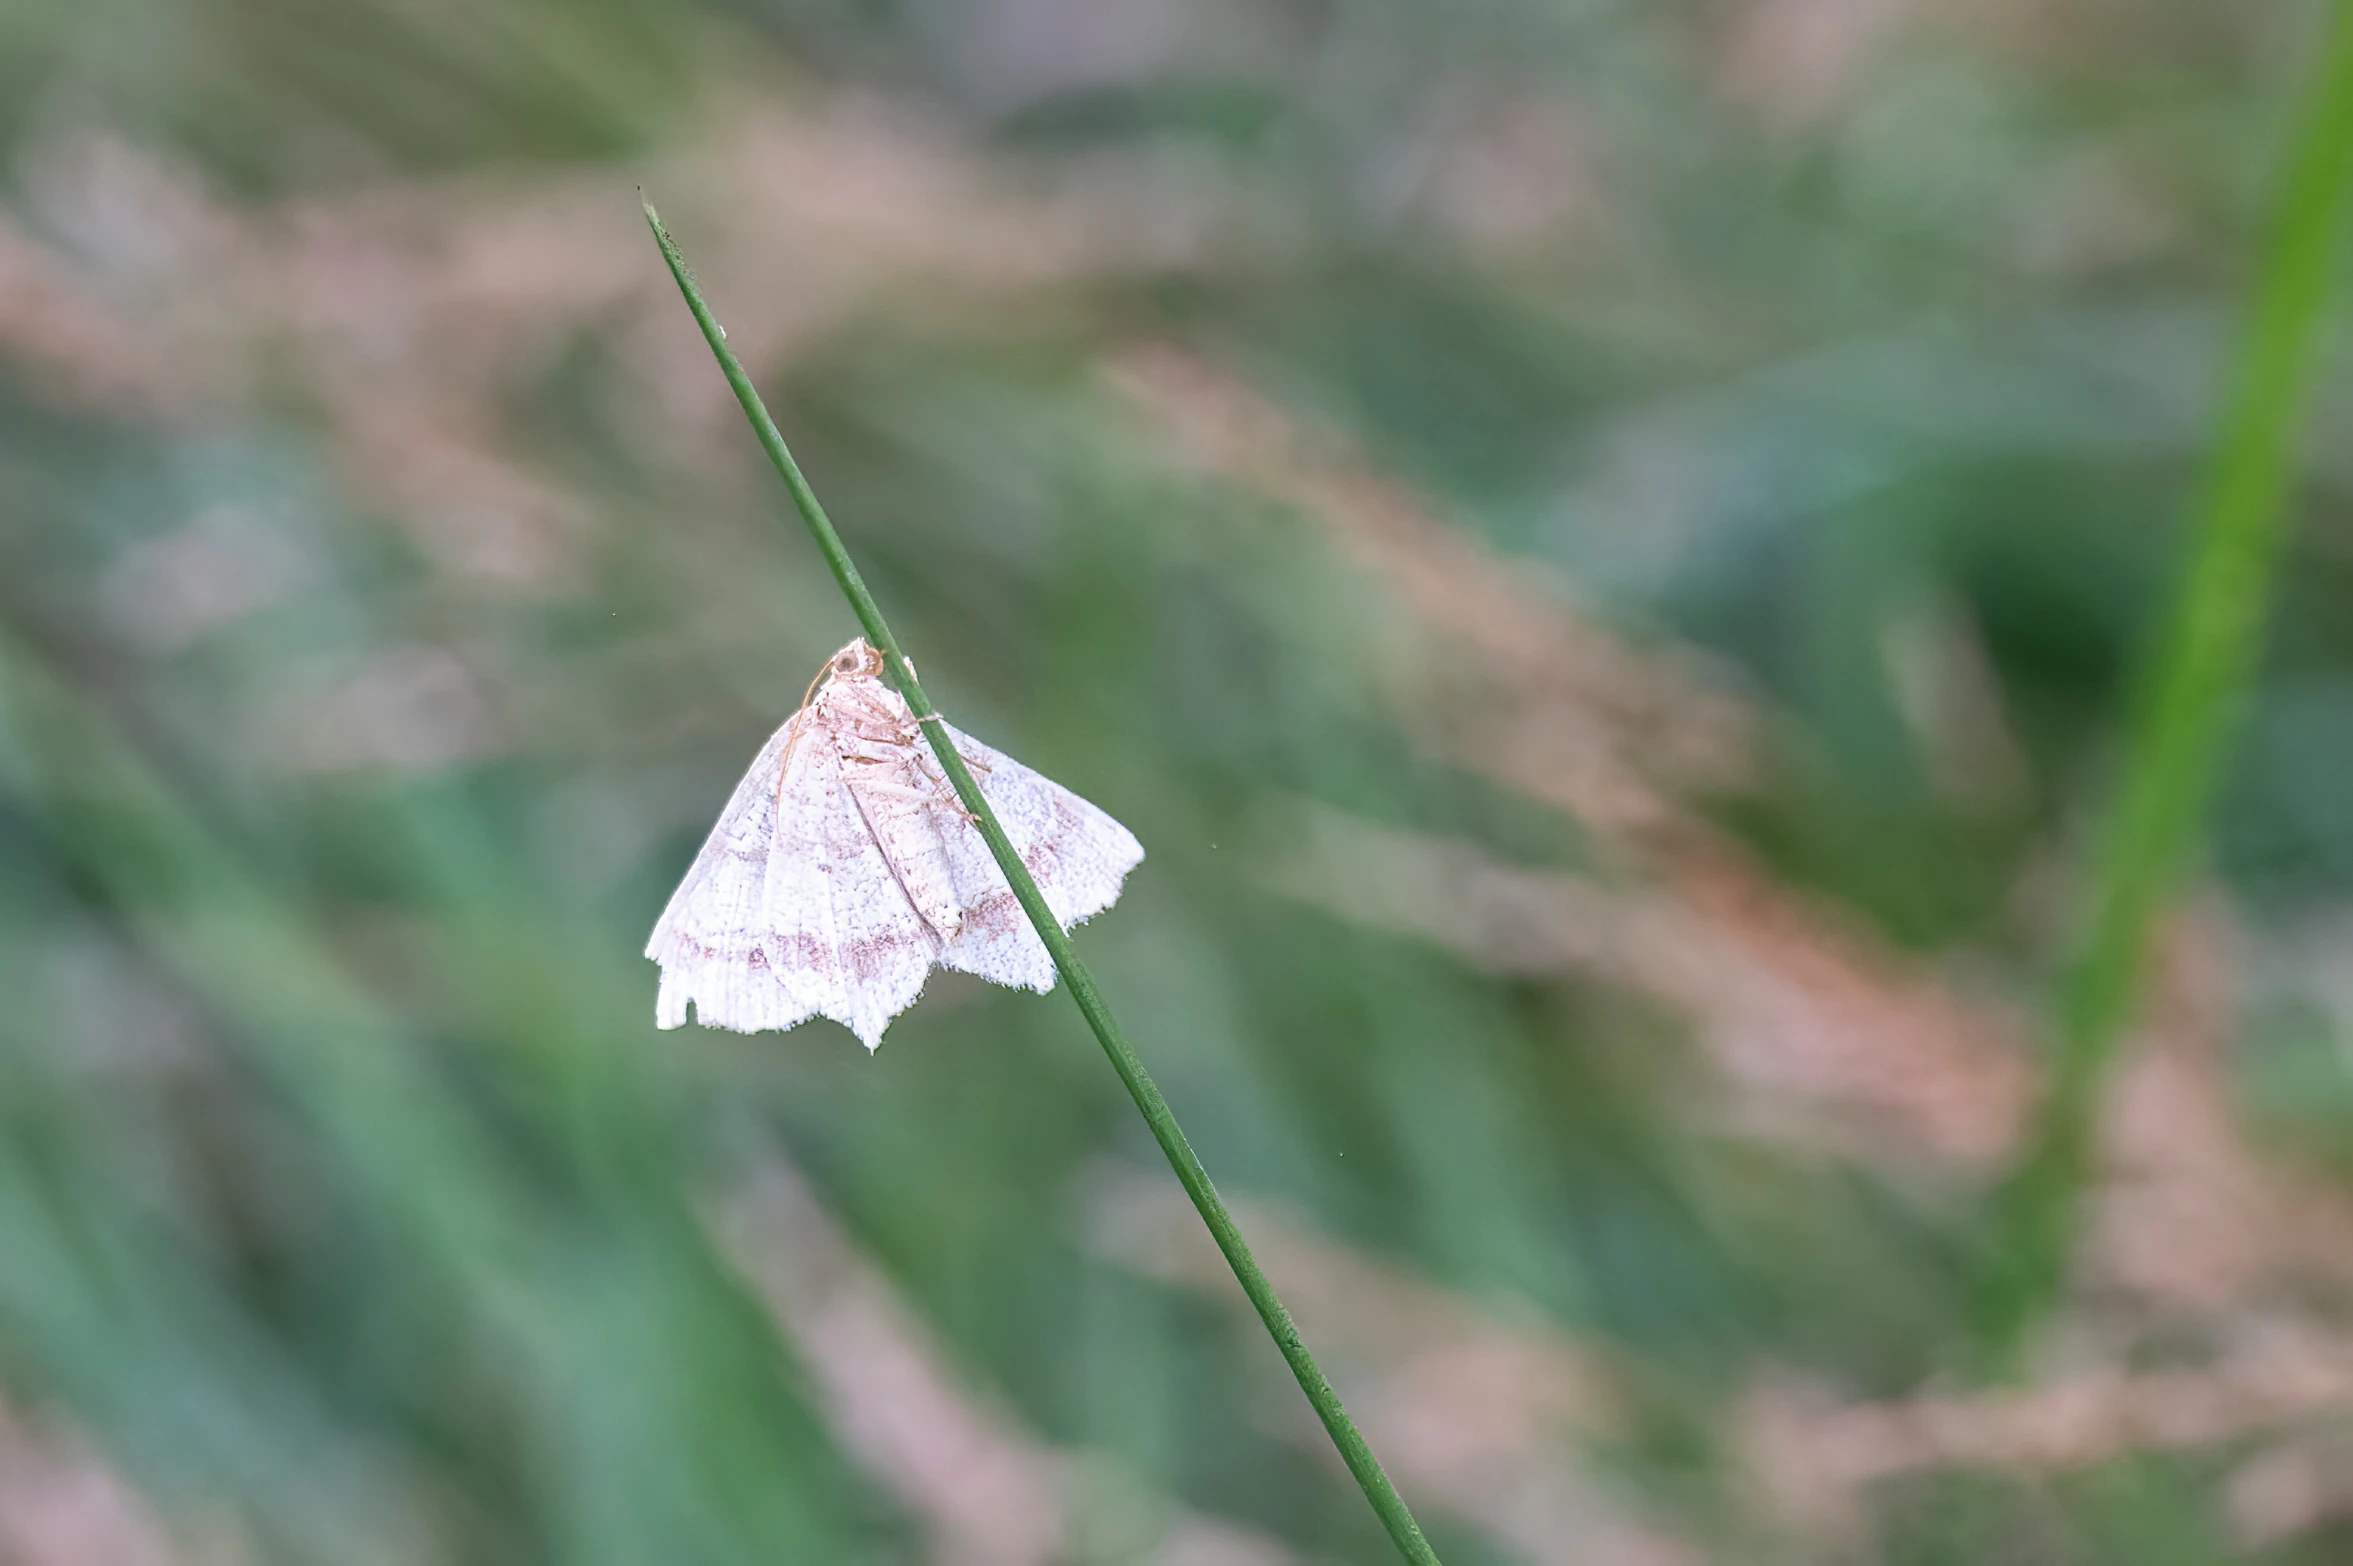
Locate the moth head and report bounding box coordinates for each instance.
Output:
[827,639,884,681]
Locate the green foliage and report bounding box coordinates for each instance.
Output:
[2,1,2352,1562]
[1979,0,2353,1362]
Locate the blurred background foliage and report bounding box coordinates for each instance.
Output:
[2,0,2352,1561]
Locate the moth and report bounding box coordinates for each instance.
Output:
[646,638,1144,1048]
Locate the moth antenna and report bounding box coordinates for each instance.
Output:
[796,649,838,711]
[773,642,850,802]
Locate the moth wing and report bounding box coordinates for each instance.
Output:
[794,716,945,1049]
[928,722,1145,992]
[648,714,940,1047]
[645,719,819,1035]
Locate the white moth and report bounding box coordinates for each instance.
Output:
[646,638,1144,1049]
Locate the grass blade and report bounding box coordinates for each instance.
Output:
[1977,0,2353,1363]
[642,198,1445,1565]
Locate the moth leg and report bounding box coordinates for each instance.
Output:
[848,772,979,825]
[885,788,980,824]
[844,774,963,810]
[837,721,985,808]
[858,722,977,774]
[929,775,983,823]
[858,700,992,778]
[888,710,988,768]
[843,777,930,801]
[840,687,913,729]
[904,740,992,779]
[838,738,933,776]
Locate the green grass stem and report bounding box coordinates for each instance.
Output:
[643,199,1444,1565]
[1977,0,2353,1363]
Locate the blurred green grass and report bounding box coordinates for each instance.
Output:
[3,1,2353,1562]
